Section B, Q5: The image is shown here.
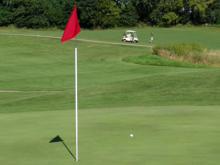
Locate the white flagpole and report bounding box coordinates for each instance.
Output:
[75,47,79,162]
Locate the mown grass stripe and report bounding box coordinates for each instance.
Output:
[0,33,152,48]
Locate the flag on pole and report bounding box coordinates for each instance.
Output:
[61,5,81,43]
[61,4,81,162]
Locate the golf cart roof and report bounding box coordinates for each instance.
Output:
[126,30,136,33]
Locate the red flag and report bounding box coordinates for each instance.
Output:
[61,6,81,43]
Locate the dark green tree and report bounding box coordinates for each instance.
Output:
[10,0,49,28]
[44,0,74,28]
[162,12,179,26]
[0,0,220,28]
[214,1,220,24]
[189,0,215,24]
[207,0,220,24]
[133,0,160,23]
[150,0,183,26]
[78,0,120,28]
[116,0,138,26]
[96,0,120,28]
[0,0,13,26]
[77,0,97,28]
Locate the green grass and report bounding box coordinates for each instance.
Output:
[123,54,207,68]
[0,26,220,165]
[1,106,220,165]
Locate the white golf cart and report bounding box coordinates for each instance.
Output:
[122,30,139,43]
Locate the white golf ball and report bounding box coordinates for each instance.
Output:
[130,134,134,138]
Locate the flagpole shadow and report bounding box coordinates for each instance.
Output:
[61,141,76,160]
[50,135,76,161]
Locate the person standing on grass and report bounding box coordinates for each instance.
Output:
[149,32,154,43]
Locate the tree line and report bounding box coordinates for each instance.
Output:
[0,0,220,29]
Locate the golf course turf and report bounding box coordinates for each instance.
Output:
[0,26,220,165]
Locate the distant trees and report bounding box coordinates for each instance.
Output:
[0,6,12,26]
[215,2,220,24]
[208,0,220,24]
[133,0,160,23]
[0,0,74,28]
[149,0,183,26]
[78,0,120,28]
[0,0,13,26]
[0,0,220,29]
[116,0,139,26]
[139,0,217,26]
[12,0,49,28]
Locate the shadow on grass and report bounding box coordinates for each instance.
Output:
[50,135,76,161]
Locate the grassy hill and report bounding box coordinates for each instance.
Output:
[0,26,220,165]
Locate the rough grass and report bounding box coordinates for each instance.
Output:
[153,43,220,66]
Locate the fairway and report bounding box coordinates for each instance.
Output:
[0,27,220,165]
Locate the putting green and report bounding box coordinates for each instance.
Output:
[1,106,220,165]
